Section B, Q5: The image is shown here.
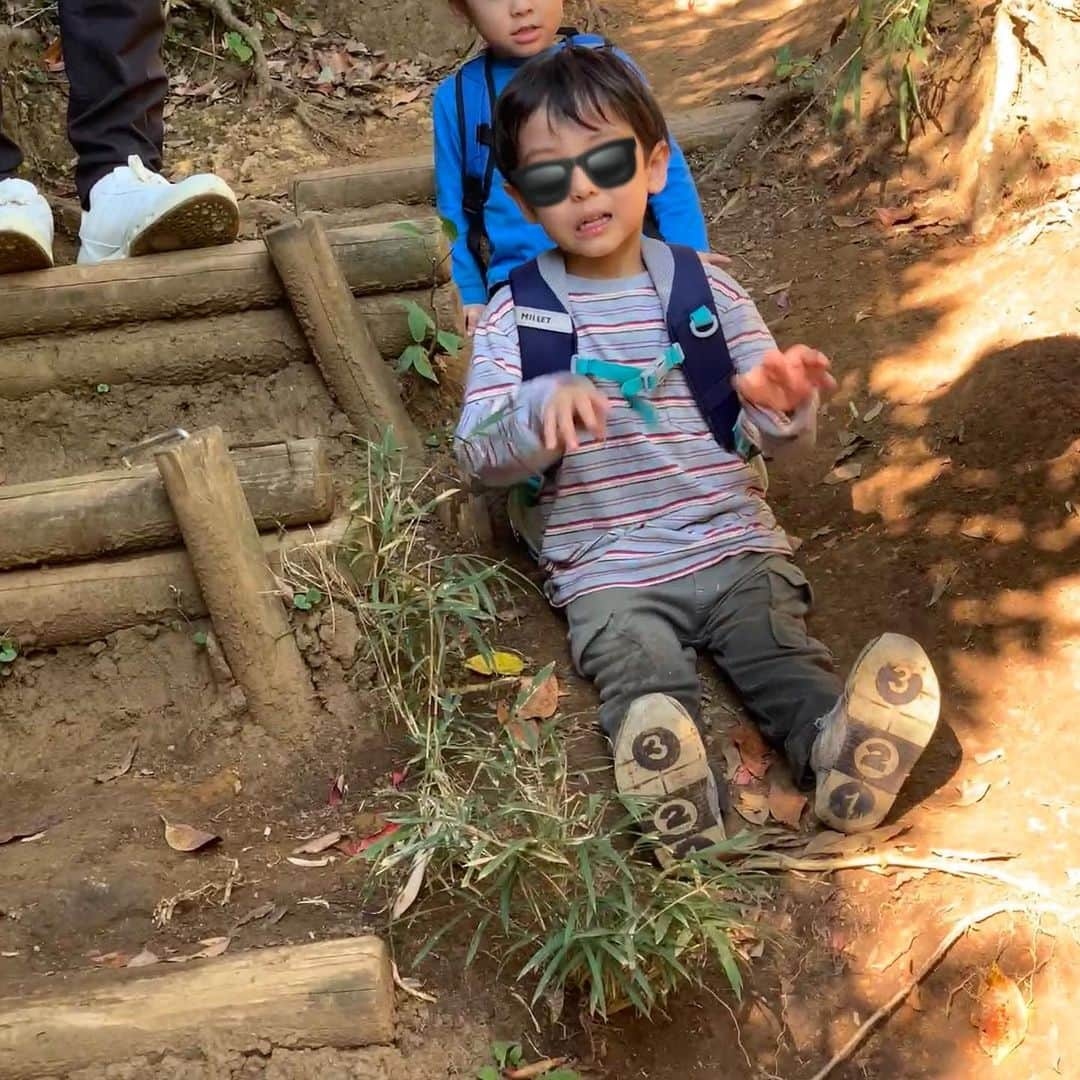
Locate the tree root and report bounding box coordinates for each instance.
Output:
[186,0,272,98]
[807,901,1080,1080]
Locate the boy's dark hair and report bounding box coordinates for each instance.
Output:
[493,46,668,178]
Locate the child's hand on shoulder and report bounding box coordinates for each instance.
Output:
[734,345,837,414]
[464,305,485,336]
[699,251,733,269]
[542,377,610,453]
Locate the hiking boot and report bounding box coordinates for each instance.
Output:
[77,156,239,265]
[613,693,726,865]
[812,633,940,834]
[0,177,54,275]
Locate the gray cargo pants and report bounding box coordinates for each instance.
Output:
[565,552,843,788]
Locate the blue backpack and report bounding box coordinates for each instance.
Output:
[454,28,613,280]
[509,238,743,452]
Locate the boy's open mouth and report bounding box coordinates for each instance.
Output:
[576,211,613,237]
[511,25,542,44]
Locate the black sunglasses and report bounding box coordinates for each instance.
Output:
[509,137,639,208]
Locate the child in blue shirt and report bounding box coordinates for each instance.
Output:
[433,0,718,333]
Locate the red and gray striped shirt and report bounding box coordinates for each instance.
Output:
[455,265,816,608]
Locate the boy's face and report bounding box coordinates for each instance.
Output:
[454,0,564,58]
[507,109,670,270]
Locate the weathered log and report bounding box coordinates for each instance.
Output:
[0,285,463,401]
[266,216,422,452]
[0,937,394,1079]
[291,101,761,212]
[1,519,350,649]
[0,439,333,570]
[154,428,318,734]
[0,218,449,341]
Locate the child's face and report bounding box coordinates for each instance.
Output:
[507,109,670,272]
[454,0,564,58]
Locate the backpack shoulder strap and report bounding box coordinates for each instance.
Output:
[455,54,499,277]
[561,28,615,49]
[509,252,577,382]
[642,239,740,451]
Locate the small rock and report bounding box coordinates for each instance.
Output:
[218,719,241,738]
[88,641,107,656]
[226,686,247,714]
[294,627,317,653]
[28,657,46,669]
[327,611,362,666]
[136,624,160,641]
[91,656,119,681]
[306,652,327,669]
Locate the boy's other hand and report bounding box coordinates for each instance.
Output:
[734,345,837,414]
[464,305,485,336]
[542,377,610,453]
[699,250,733,269]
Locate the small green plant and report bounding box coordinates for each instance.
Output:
[830,0,933,142]
[397,300,462,384]
[774,44,817,90]
[223,30,253,64]
[192,631,209,649]
[476,1042,580,1080]
[0,638,18,664]
[95,383,110,395]
[292,587,324,612]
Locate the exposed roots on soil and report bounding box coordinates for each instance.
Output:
[808,901,1080,1080]
[742,849,1055,899]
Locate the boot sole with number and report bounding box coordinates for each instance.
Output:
[613,693,726,867]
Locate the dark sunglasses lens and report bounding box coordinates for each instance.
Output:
[583,139,638,190]
[514,162,572,208]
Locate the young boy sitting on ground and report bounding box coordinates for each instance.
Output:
[453,47,941,855]
[434,0,721,335]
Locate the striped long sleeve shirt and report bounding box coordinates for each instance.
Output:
[454,264,817,608]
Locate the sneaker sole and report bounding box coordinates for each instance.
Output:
[613,693,726,866]
[129,192,240,258]
[815,633,940,833]
[0,231,53,275]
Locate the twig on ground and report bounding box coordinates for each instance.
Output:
[807,901,1080,1080]
[741,849,1054,898]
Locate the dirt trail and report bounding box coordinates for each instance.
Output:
[2,0,1079,1077]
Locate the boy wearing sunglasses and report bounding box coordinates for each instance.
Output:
[434,0,720,335]
[455,47,940,856]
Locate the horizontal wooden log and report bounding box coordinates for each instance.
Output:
[0,937,394,1079]
[0,218,449,341]
[0,285,462,401]
[1,518,351,649]
[0,439,334,569]
[291,101,761,212]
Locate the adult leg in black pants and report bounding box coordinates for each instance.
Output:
[0,0,238,274]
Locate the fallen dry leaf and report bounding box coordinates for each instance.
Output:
[391,848,433,920]
[89,950,128,968]
[955,779,991,807]
[809,525,835,540]
[735,790,770,826]
[732,723,772,780]
[720,741,742,780]
[41,37,65,72]
[161,817,220,853]
[833,435,871,467]
[328,773,346,806]
[392,959,438,1003]
[506,718,541,750]
[1,951,21,958]
[358,821,401,853]
[854,309,874,323]
[94,739,138,784]
[232,901,276,930]
[767,779,808,828]
[287,855,334,868]
[972,963,1028,1064]
[801,822,908,857]
[875,205,917,227]
[517,669,559,721]
[506,1059,571,1079]
[975,748,1005,766]
[733,764,756,787]
[166,937,231,963]
[823,461,864,485]
[126,948,160,969]
[763,279,794,296]
[927,561,960,608]
[292,831,342,855]
[465,650,525,677]
[0,822,49,846]
[863,401,885,423]
[831,214,872,229]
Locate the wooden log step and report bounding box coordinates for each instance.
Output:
[0,218,449,341]
[0,438,334,570]
[0,285,462,401]
[0,937,394,1079]
[291,101,761,212]
[1,519,350,650]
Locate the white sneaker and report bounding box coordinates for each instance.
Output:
[0,177,54,274]
[77,156,239,265]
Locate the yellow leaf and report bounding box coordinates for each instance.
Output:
[517,670,559,720]
[972,962,1028,1064]
[464,650,525,677]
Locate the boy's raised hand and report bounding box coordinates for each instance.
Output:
[734,345,837,415]
[542,377,610,454]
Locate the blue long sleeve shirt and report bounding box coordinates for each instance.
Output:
[433,43,710,307]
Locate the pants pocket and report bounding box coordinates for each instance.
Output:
[763,557,814,650]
